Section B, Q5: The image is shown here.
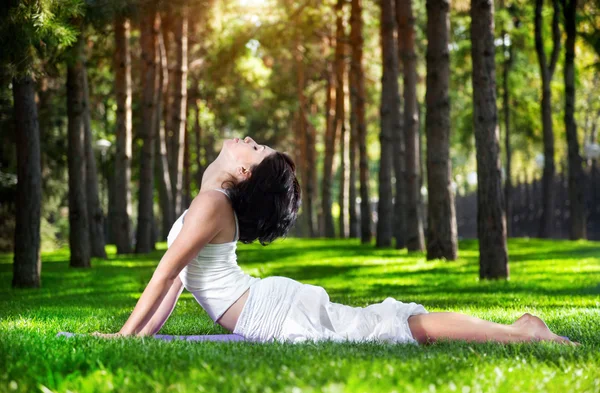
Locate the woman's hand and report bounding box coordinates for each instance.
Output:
[91,332,124,339]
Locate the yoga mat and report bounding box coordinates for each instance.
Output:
[57,332,246,342]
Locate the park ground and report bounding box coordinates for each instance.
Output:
[1,238,599,393]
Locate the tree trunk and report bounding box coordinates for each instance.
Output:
[377,0,401,248]
[12,75,42,287]
[193,91,205,188]
[535,0,560,238]
[295,43,316,237]
[184,121,191,207]
[169,3,188,218]
[156,29,175,239]
[500,0,513,237]
[470,0,509,279]
[334,0,348,238]
[321,38,337,238]
[425,0,457,261]
[112,15,133,254]
[397,0,425,251]
[350,0,372,244]
[563,0,586,239]
[135,6,160,253]
[348,56,359,238]
[67,34,91,268]
[82,61,107,259]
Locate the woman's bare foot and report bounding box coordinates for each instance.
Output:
[513,313,576,345]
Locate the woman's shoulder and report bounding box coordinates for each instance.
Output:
[189,189,232,211]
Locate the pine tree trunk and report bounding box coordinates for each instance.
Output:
[193,92,205,188]
[135,6,160,253]
[398,0,425,251]
[112,15,133,254]
[335,0,348,238]
[377,0,401,248]
[425,0,457,260]
[295,44,316,237]
[350,0,372,244]
[169,4,188,218]
[535,0,560,238]
[502,32,512,237]
[82,62,107,258]
[348,54,359,238]
[321,38,336,238]
[470,0,508,279]
[67,34,92,267]
[563,0,586,239]
[184,122,191,207]
[393,3,407,251]
[156,29,175,239]
[12,75,42,287]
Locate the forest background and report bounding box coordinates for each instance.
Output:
[1,0,600,286]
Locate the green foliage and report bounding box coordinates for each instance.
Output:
[0,0,83,76]
[1,238,599,392]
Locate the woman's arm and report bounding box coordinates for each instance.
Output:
[116,192,229,336]
[137,275,185,336]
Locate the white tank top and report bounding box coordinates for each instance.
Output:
[166,189,260,322]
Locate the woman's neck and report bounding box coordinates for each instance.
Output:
[200,160,235,191]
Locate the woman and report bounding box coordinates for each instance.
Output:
[94,137,571,345]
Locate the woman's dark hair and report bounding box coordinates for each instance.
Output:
[222,152,301,245]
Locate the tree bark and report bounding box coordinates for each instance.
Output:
[192,85,205,188]
[377,0,401,248]
[535,0,560,238]
[563,0,586,239]
[135,5,160,253]
[12,75,42,287]
[500,0,513,237]
[169,3,188,218]
[295,43,316,237]
[470,0,509,279]
[348,65,359,238]
[112,15,133,254]
[321,37,337,238]
[425,0,458,261]
[334,0,348,238]
[350,0,372,243]
[156,29,175,239]
[67,34,91,268]
[82,60,107,259]
[397,0,425,251]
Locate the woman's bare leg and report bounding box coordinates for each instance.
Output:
[408,312,571,344]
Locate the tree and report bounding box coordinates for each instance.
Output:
[135,4,160,253]
[12,73,42,286]
[322,36,337,238]
[169,1,189,218]
[499,0,513,236]
[535,0,561,238]
[397,0,425,251]
[348,67,359,239]
[350,0,371,244]
[470,0,509,279]
[156,28,175,239]
[335,0,348,238]
[377,0,401,248]
[112,15,133,254]
[82,60,107,259]
[67,33,91,268]
[562,0,586,239]
[425,0,457,261]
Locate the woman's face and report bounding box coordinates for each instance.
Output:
[223,136,275,169]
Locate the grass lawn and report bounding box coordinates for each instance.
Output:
[1,238,599,393]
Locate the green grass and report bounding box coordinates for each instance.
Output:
[1,238,599,393]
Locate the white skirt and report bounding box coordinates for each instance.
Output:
[233,276,428,344]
